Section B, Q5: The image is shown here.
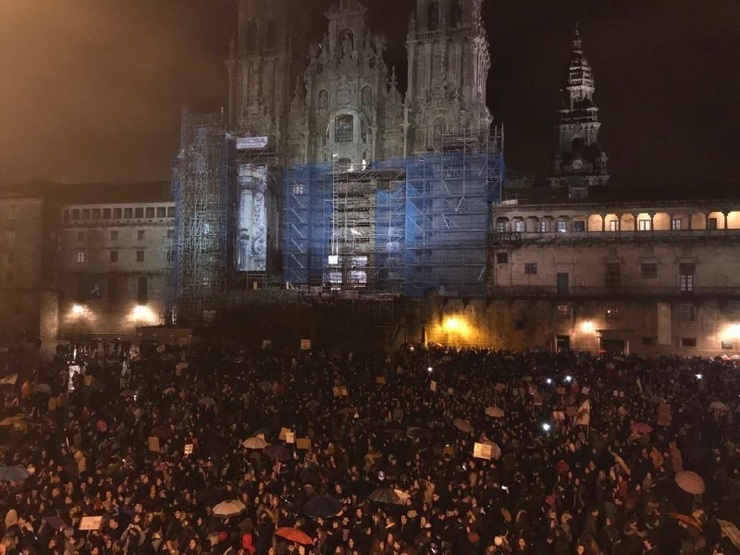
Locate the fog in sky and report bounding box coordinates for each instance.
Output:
[0,0,738,189]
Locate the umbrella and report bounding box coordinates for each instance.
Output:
[675,471,705,494]
[670,513,703,530]
[212,499,246,518]
[199,397,216,407]
[175,362,189,371]
[717,520,740,551]
[453,419,473,433]
[368,487,404,505]
[709,401,729,412]
[0,416,28,427]
[345,479,378,498]
[0,374,18,386]
[162,387,176,395]
[631,422,653,434]
[406,427,431,440]
[337,407,356,415]
[485,406,505,418]
[34,383,52,395]
[0,465,30,481]
[264,445,290,461]
[242,437,268,450]
[275,527,313,546]
[305,400,320,410]
[303,495,342,518]
[299,465,329,484]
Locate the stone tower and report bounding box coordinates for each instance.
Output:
[227,0,307,159]
[549,25,609,198]
[405,0,493,154]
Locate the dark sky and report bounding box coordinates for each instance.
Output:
[0,0,738,188]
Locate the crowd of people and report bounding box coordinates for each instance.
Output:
[0,341,738,555]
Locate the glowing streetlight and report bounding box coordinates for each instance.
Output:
[580,321,595,334]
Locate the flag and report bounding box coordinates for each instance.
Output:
[574,399,590,427]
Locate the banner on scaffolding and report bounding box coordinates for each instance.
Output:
[236,136,268,150]
[236,164,268,272]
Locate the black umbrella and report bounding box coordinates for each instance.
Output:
[264,445,291,461]
[345,479,378,498]
[303,495,342,518]
[299,465,330,485]
[368,487,404,505]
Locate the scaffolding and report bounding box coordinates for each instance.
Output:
[282,126,505,297]
[168,109,229,325]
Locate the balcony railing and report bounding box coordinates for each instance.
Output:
[489,229,740,244]
[488,285,740,300]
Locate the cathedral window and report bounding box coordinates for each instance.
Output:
[428,1,440,31]
[246,20,258,52]
[265,19,278,51]
[335,115,354,143]
[433,117,447,141]
[451,0,463,28]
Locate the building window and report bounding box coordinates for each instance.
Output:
[135,207,144,219]
[433,117,447,141]
[145,207,154,219]
[110,250,118,263]
[605,306,621,320]
[671,217,682,230]
[428,1,440,31]
[642,337,654,346]
[496,252,509,264]
[556,220,567,233]
[680,303,696,321]
[721,340,733,350]
[113,208,123,219]
[103,208,112,219]
[679,263,695,293]
[524,263,537,275]
[335,115,354,143]
[707,217,717,230]
[556,304,570,318]
[108,276,118,303]
[609,220,619,231]
[157,207,166,218]
[124,208,133,219]
[641,262,657,279]
[167,207,175,218]
[136,250,145,263]
[137,230,146,241]
[537,220,548,233]
[81,209,90,220]
[110,230,118,241]
[681,337,697,348]
[572,220,586,232]
[450,0,463,27]
[71,209,80,220]
[638,219,652,231]
[77,231,85,241]
[292,183,305,195]
[513,220,525,233]
[92,208,101,220]
[76,250,86,264]
[605,262,621,288]
[495,220,507,232]
[137,276,148,304]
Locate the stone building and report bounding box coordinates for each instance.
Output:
[55,183,174,341]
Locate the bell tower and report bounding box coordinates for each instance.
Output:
[405,0,492,153]
[227,0,307,158]
[548,24,609,197]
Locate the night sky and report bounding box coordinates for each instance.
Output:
[0,0,738,190]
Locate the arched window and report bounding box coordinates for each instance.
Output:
[335,115,354,143]
[246,20,258,52]
[433,117,447,140]
[336,157,352,171]
[451,0,463,28]
[428,1,440,31]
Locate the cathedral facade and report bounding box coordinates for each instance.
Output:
[226,0,494,166]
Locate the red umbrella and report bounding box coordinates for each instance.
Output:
[555,460,570,474]
[631,422,653,434]
[670,513,703,530]
[275,527,313,545]
[675,471,705,494]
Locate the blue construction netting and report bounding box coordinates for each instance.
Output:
[282,140,504,297]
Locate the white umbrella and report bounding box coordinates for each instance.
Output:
[485,406,505,418]
[242,437,268,449]
[212,500,246,518]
